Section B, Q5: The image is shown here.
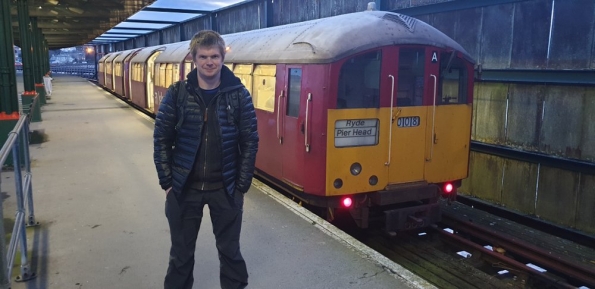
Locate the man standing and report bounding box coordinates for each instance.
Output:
[153,30,259,289]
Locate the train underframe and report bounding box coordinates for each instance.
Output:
[348,182,444,233]
[256,169,456,233]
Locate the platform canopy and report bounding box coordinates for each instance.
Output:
[9,0,156,49]
[9,0,249,50]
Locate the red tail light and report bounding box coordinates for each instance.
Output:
[443,183,454,194]
[341,197,353,208]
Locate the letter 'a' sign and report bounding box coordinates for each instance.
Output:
[335,119,379,147]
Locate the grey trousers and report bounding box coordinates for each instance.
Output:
[164,188,248,289]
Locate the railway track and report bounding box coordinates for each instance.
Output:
[438,212,595,288]
[257,168,595,288]
[357,201,595,289]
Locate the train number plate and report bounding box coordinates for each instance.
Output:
[397,116,420,127]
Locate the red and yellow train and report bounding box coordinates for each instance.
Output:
[98,10,474,233]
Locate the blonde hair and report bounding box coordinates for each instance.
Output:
[189,30,226,60]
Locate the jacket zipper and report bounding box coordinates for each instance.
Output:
[201,109,208,190]
[200,92,220,190]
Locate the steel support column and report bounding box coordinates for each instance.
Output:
[43,39,49,77]
[94,45,99,80]
[31,19,46,106]
[0,0,19,119]
[17,0,35,94]
[17,0,41,122]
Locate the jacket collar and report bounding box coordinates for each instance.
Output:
[186,65,243,92]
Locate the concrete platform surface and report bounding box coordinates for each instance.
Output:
[7,75,433,289]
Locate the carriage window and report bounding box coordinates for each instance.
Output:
[253,64,276,113]
[337,51,381,109]
[154,65,160,87]
[287,68,302,117]
[233,64,254,95]
[184,62,192,76]
[439,53,468,104]
[173,64,180,84]
[165,64,173,87]
[398,49,425,106]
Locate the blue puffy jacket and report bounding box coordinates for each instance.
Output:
[153,66,259,198]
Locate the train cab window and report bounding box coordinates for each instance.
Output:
[397,49,425,106]
[439,53,468,104]
[337,51,381,109]
[287,68,302,117]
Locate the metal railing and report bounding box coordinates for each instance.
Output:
[50,63,95,78]
[0,113,38,288]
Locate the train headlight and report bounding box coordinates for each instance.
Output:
[350,163,362,176]
[333,178,343,189]
[369,175,378,186]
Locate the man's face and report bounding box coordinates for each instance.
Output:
[194,46,223,81]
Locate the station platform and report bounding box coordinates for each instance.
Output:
[10,74,434,289]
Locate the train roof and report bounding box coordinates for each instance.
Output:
[154,41,192,64]
[114,48,142,63]
[130,46,167,64]
[98,54,110,63]
[223,11,473,64]
[104,52,122,63]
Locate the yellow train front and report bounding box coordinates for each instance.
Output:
[220,11,475,233]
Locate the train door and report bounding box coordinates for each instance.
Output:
[255,64,284,179]
[111,58,118,91]
[146,51,161,111]
[280,66,305,188]
[386,47,428,184]
[424,50,473,182]
[124,53,135,98]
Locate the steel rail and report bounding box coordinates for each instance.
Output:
[456,195,595,248]
[440,213,595,287]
